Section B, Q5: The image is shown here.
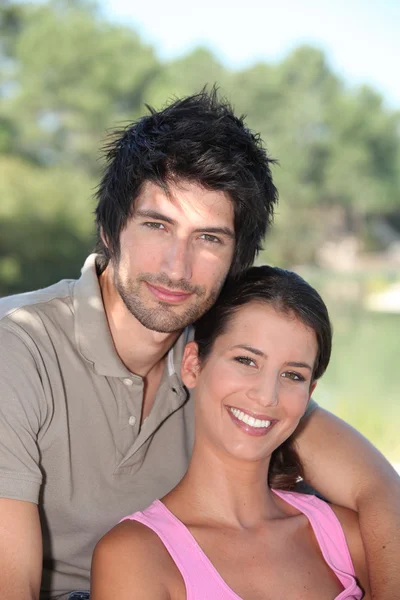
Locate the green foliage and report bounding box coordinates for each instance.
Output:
[0,0,399,283]
[0,155,95,294]
[1,0,160,171]
[143,47,227,108]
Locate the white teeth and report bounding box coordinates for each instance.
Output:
[229,407,271,429]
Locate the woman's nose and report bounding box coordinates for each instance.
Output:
[246,376,279,408]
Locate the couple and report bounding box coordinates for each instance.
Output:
[91,265,369,599]
[0,90,398,599]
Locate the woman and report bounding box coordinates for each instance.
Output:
[91,266,370,599]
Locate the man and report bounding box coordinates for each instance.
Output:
[0,90,399,600]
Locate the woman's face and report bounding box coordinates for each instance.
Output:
[182,301,318,463]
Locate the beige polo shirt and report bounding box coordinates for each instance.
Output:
[0,254,195,599]
[0,254,317,598]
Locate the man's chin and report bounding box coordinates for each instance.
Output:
[118,283,214,333]
[132,308,194,334]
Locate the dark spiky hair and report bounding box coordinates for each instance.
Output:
[95,88,278,276]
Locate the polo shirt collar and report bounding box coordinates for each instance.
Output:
[73,254,190,379]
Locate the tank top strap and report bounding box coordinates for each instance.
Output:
[272,489,362,598]
[120,500,241,600]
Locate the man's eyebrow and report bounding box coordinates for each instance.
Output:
[193,226,235,239]
[134,209,175,225]
[134,209,235,238]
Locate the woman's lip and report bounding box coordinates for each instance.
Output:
[226,407,277,437]
[226,405,276,422]
[145,282,193,303]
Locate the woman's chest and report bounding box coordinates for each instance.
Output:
[187,521,345,600]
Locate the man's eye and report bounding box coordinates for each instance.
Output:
[281,371,305,382]
[143,222,165,230]
[200,234,221,244]
[234,356,256,367]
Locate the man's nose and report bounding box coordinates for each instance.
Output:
[246,376,279,408]
[161,237,193,282]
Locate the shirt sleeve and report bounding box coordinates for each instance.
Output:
[0,320,45,503]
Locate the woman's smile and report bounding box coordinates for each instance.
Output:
[226,406,278,437]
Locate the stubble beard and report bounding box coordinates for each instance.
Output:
[114,270,223,333]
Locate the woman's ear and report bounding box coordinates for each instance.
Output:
[181,342,201,389]
[309,380,318,399]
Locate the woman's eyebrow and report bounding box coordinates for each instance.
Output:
[230,347,313,371]
[230,344,266,357]
[287,361,313,370]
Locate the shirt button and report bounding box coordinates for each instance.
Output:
[123,378,133,386]
[128,415,136,426]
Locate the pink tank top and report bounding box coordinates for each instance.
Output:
[120,490,363,599]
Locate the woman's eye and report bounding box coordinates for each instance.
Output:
[281,371,305,382]
[200,233,221,244]
[234,356,256,367]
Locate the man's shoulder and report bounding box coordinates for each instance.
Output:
[0,278,76,324]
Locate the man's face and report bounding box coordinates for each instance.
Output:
[111,180,235,333]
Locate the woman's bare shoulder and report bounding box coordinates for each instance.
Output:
[329,504,371,599]
[97,519,168,558]
[91,519,183,600]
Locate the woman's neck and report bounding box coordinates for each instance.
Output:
[165,438,283,529]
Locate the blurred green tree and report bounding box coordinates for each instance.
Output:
[0,1,399,287]
[0,0,160,173]
[0,155,95,294]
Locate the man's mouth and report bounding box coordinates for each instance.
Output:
[145,282,193,304]
[226,406,278,437]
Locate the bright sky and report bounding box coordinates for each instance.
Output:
[102,0,400,109]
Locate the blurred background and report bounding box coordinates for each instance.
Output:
[0,0,399,462]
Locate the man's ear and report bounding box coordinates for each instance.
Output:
[181,342,201,389]
[100,226,109,249]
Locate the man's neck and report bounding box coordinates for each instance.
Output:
[99,267,181,377]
